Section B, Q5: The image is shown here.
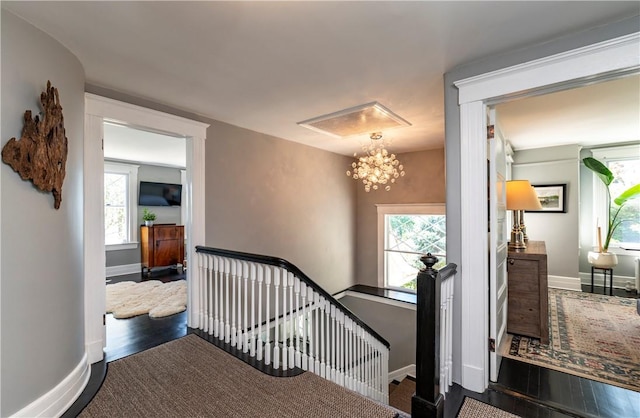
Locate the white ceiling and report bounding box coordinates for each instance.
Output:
[4,1,639,163]
[103,123,186,168]
[497,75,640,151]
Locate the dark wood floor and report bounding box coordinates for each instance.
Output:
[64,279,639,417]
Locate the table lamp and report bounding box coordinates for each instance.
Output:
[506,180,542,250]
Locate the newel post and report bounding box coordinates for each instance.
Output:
[411,253,443,418]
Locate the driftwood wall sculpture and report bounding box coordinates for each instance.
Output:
[2,81,68,209]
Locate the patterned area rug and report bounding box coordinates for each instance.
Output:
[503,288,640,392]
[456,397,519,418]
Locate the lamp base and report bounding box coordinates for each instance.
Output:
[509,230,526,251]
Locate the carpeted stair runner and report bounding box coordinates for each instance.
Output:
[388,377,414,415]
[80,334,399,418]
[457,397,520,418]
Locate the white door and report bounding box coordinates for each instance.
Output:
[488,107,508,382]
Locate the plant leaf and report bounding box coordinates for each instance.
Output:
[583,157,614,186]
[614,183,640,206]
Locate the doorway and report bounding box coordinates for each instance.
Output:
[454,32,639,393]
[84,94,208,364]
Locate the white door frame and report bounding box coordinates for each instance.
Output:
[84,94,209,363]
[454,32,640,392]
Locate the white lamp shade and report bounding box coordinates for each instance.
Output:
[506,180,543,210]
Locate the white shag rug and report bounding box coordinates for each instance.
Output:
[106,280,187,319]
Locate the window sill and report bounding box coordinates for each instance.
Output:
[608,246,640,257]
[106,242,139,251]
[334,284,417,309]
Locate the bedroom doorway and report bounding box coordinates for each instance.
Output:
[84,94,208,364]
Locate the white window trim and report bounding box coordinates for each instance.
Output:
[376,203,446,289]
[104,161,139,251]
[590,145,640,255]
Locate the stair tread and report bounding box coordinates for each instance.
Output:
[388,378,415,414]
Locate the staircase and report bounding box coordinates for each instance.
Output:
[194,246,391,403]
[193,246,458,417]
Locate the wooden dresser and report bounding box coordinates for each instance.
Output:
[140,224,184,274]
[507,241,549,344]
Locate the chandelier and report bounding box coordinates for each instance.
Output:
[346,133,405,192]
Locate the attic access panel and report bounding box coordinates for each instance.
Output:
[297,102,411,138]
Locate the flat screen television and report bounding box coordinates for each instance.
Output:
[139,181,182,206]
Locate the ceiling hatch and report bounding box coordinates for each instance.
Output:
[297,102,411,138]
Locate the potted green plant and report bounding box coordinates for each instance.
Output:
[583,156,640,268]
[142,208,156,227]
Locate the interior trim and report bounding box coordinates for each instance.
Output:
[388,364,416,384]
[106,263,142,277]
[547,275,581,291]
[12,354,89,418]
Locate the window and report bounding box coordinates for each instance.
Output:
[104,162,139,250]
[377,204,446,291]
[591,146,640,250]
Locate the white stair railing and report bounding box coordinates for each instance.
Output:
[195,246,390,404]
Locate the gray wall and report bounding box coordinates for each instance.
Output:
[1,11,85,416]
[512,145,580,278]
[86,85,357,295]
[339,296,415,372]
[444,16,640,384]
[356,148,446,287]
[105,162,183,268]
[205,119,357,294]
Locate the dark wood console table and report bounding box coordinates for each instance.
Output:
[507,241,549,344]
[140,224,184,275]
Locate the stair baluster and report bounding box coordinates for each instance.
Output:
[195,246,390,403]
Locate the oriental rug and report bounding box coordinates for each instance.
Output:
[503,288,640,392]
[79,334,402,418]
[106,279,186,319]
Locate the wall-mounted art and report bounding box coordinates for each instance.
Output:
[529,184,567,213]
[2,81,68,209]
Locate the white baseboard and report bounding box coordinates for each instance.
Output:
[86,338,105,364]
[548,275,582,291]
[461,364,485,393]
[388,364,416,383]
[106,263,141,277]
[579,272,636,290]
[12,353,90,417]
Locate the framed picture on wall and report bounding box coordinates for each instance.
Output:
[529,184,566,213]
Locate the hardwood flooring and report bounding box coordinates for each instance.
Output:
[493,357,640,418]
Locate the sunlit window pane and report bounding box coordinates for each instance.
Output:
[384,214,446,291]
[607,159,639,246]
[104,172,128,244]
